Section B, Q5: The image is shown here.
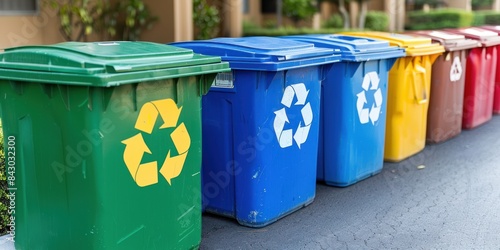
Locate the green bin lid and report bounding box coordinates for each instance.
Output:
[0,41,230,87]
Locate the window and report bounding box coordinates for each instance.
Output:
[0,0,38,15]
[261,0,276,13]
[243,0,249,14]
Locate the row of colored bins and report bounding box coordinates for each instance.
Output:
[3,29,497,249]
[0,37,351,249]
[172,36,408,226]
[409,28,500,136]
[345,28,500,156]
[341,31,445,161]
[409,30,479,143]
[444,28,500,129]
[280,35,404,187]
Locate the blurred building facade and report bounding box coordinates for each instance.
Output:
[1,0,500,49]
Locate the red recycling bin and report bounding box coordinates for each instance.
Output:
[478,25,500,114]
[445,28,500,129]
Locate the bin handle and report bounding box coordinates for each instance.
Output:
[412,65,428,105]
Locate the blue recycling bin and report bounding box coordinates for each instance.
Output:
[282,35,405,187]
[172,37,340,227]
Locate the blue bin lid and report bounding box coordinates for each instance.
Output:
[281,34,406,62]
[171,37,341,71]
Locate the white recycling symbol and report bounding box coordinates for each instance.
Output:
[450,56,463,82]
[356,71,383,125]
[273,83,313,149]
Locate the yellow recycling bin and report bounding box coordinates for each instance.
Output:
[342,32,444,162]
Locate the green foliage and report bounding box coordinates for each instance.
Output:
[0,121,7,235]
[406,9,473,30]
[103,0,158,41]
[243,21,259,31]
[193,0,220,40]
[243,27,356,37]
[282,0,317,24]
[484,12,500,25]
[263,19,278,29]
[473,11,500,25]
[46,0,104,41]
[412,0,443,9]
[473,11,488,26]
[472,0,494,9]
[365,11,388,31]
[323,14,343,28]
[46,0,157,41]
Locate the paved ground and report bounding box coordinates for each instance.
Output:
[1,117,499,250]
[200,116,500,250]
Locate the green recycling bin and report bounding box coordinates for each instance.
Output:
[0,42,229,250]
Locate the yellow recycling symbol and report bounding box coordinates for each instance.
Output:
[121,99,191,187]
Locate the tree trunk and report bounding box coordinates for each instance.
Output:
[494,0,500,11]
[338,0,350,29]
[277,0,283,28]
[358,0,368,30]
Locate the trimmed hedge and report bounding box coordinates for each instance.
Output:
[485,12,500,24]
[322,11,388,31]
[406,9,473,30]
[473,11,489,25]
[323,14,343,29]
[244,10,387,37]
[243,27,353,37]
[365,11,389,31]
[473,10,500,25]
[472,0,494,9]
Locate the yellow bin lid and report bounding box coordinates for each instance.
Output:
[341,31,445,57]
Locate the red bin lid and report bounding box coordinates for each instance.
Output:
[479,25,500,34]
[445,28,500,47]
[409,30,480,51]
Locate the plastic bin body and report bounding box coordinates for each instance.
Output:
[0,42,230,250]
[342,32,444,162]
[281,35,405,186]
[445,28,500,129]
[478,25,500,114]
[172,37,340,227]
[410,31,479,143]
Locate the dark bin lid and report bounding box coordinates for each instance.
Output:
[444,28,500,47]
[280,34,405,62]
[0,41,230,87]
[409,31,480,51]
[171,36,341,71]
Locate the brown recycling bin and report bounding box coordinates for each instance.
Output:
[410,31,480,143]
